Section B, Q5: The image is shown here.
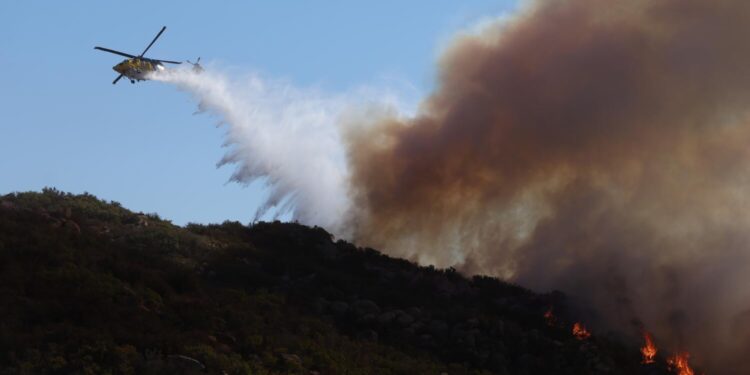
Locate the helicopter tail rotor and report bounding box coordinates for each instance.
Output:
[187,57,204,73]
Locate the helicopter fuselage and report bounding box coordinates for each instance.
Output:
[113,58,166,82]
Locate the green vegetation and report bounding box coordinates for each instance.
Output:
[0,189,669,374]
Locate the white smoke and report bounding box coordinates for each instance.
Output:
[150,66,403,237]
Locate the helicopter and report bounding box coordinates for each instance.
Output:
[95,26,194,84]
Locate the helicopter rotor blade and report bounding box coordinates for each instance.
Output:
[155,59,182,64]
[140,26,166,57]
[94,46,135,58]
[112,74,124,85]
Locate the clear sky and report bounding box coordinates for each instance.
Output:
[0,0,518,225]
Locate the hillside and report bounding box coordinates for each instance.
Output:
[0,189,671,374]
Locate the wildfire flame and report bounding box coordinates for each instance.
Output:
[544,309,556,326]
[641,331,657,364]
[667,352,695,375]
[572,322,591,340]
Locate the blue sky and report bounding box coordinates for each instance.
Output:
[0,0,517,225]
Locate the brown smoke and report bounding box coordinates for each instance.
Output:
[345,0,750,373]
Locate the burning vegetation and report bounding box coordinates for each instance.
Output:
[641,331,658,364]
[667,352,695,375]
[543,308,556,327]
[572,322,591,341]
[564,320,700,373]
[345,1,750,373]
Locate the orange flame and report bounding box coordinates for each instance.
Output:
[641,331,657,364]
[544,309,556,326]
[572,322,591,340]
[667,352,695,375]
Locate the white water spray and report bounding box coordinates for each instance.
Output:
[151,66,382,237]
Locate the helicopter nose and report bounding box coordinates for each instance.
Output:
[113,62,127,74]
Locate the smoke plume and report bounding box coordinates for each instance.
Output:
[152,1,750,371]
[346,0,750,373]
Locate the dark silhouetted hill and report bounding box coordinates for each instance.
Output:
[0,189,671,374]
